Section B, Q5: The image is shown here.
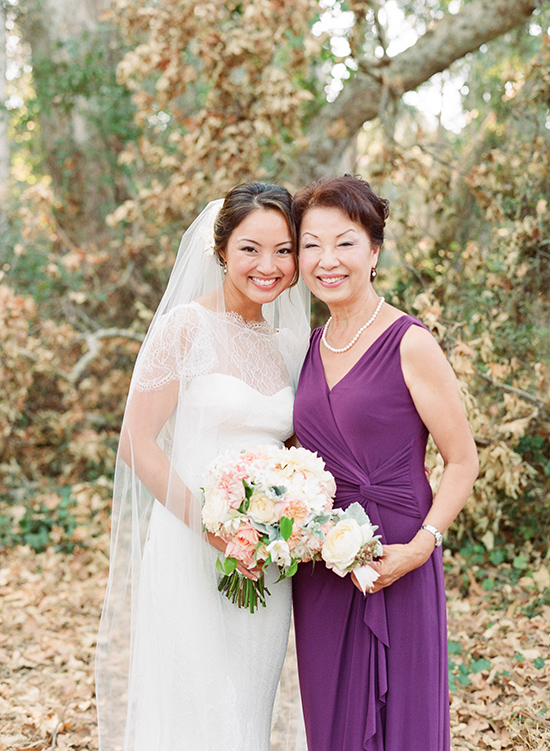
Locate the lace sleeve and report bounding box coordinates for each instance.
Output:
[133,304,217,391]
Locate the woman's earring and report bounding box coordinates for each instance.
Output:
[370,267,377,281]
[223,263,227,274]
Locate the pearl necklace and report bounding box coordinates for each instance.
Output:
[322,297,385,354]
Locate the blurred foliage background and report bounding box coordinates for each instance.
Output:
[0,0,549,586]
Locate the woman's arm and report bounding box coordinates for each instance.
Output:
[356,324,479,593]
[120,383,260,579]
[119,382,181,509]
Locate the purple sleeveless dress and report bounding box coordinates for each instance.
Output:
[292,316,450,751]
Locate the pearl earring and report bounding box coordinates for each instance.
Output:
[370,267,377,281]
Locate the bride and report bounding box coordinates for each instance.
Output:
[95,182,310,751]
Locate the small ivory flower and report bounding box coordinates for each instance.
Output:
[266,538,292,569]
[198,225,215,256]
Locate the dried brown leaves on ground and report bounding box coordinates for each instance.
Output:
[0,547,548,750]
[0,547,107,751]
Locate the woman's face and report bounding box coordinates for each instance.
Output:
[298,206,379,307]
[222,209,296,308]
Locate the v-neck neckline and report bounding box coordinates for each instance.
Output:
[319,316,407,393]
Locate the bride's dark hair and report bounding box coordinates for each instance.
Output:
[214,181,299,285]
[292,174,390,249]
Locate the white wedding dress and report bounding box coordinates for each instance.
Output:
[122,303,299,751]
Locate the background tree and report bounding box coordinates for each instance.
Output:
[1,0,548,565]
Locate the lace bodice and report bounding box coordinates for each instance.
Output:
[132,302,296,493]
[134,302,295,396]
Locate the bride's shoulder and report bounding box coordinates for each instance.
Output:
[143,303,215,362]
[159,301,209,334]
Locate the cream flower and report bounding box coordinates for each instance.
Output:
[321,518,364,572]
[248,493,279,525]
[198,225,215,256]
[202,490,230,531]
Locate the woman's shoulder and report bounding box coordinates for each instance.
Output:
[398,313,446,366]
[394,312,431,334]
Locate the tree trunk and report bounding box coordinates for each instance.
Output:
[294,0,537,182]
[20,0,116,238]
[0,5,8,196]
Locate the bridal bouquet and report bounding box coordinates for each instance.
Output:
[321,502,383,594]
[202,445,336,612]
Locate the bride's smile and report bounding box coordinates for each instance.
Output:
[221,208,297,317]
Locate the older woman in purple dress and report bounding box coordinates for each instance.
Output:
[291,174,478,751]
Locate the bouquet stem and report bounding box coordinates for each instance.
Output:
[218,571,271,613]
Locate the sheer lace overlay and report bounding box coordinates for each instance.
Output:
[134,302,294,396]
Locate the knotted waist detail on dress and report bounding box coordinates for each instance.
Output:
[329,437,425,520]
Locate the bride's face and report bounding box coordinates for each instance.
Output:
[222,209,296,307]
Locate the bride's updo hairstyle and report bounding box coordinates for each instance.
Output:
[213,181,299,285]
[292,173,390,251]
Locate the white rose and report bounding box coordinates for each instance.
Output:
[321,518,363,572]
[248,493,279,525]
[266,538,292,569]
[202,491,230,530]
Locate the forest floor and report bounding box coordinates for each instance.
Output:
[0,544,549,751]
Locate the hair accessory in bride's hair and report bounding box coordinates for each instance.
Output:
[198,223,217,256]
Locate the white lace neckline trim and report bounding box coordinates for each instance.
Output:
[189,301,276,333]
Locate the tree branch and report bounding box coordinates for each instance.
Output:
[295,0,537,181]
[477,370,549,414]
[69,328,144,384]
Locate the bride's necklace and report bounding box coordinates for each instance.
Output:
[322,297,385,354]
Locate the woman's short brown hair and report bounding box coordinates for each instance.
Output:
[292,174,390,249]
[214,181,299,285]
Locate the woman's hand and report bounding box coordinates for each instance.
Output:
[205,531,263,581]
[351,536,434,594]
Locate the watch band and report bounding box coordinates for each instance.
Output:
[421,524,443,547]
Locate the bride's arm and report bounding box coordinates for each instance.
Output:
[119,382,192,522]
[119,384,260,580]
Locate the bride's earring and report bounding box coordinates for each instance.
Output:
[370,267,377,281]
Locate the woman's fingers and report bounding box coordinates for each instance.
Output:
[206,531,263,581]
[237,563,260,581]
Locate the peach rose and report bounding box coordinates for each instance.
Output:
[225,523,260,568]
[225,540,254,568]
[283,497,309,525]
[235,523,260,551]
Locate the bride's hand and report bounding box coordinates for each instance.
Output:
[205,531,262,581]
